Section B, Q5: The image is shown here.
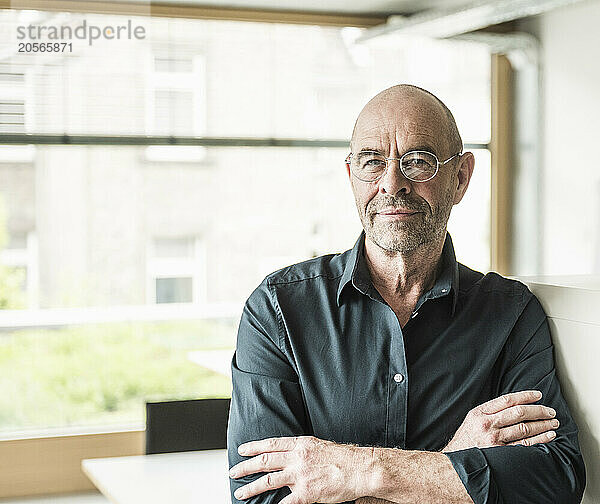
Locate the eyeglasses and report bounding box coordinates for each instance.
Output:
[345,150,462,183]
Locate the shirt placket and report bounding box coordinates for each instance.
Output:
[385,306,408,448]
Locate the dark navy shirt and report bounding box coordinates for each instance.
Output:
[227,231,585,504]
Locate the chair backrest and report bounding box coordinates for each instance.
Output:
[145,398,231,455]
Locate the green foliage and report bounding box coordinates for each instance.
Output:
[0,319,236,432]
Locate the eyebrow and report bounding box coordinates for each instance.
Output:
[357,145,438,156]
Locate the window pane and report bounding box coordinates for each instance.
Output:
[448,149,491,272]
[154,89,194,135]
[7,231,27,250]
[0,320,235,435]
[156,277,193,303]
[0,11,490,141]
[0,9,491,435]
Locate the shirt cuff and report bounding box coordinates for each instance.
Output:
[444,447,495,504]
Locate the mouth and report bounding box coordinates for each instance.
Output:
[376,208,421,216]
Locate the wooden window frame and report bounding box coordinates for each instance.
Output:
[491,54,513,275]
[0,0,386,27]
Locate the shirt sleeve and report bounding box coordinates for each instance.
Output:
[227,279,310,504]
[444,292,586,504]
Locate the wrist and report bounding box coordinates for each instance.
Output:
[359,446,386,497]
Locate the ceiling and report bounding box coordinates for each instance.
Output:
[118,0,473,15]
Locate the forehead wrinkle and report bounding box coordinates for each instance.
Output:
[353,119,444,156]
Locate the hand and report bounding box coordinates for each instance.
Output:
[229,435,374,504]
[442,390,559,453]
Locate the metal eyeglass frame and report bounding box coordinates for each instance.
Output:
[345,150,462,183]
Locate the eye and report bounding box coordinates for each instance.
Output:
[402,152,436,171]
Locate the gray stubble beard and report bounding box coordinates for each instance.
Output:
[359,185,455,254]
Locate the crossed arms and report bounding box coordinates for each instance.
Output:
[229,391,561,504]
[227,283,586,504]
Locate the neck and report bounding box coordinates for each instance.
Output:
[363,232,446,302]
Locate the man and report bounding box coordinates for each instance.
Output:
[227,85,586,504]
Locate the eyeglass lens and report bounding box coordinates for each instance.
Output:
[351,151,438,182]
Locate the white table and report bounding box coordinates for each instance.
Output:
[82,449,230,504]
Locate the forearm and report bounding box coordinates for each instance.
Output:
[363,448,473,504]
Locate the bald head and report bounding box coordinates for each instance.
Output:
[350,84,462,156]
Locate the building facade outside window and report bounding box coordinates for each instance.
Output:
[0,10,491,435]
[147,236,205,304]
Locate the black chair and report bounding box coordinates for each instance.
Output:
[145,398,231,454]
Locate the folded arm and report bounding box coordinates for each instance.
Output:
[229,388,559,504]
[229,283,585,504]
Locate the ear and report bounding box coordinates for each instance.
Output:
[453,152,475,205]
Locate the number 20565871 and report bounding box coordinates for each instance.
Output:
[18,42,73,53]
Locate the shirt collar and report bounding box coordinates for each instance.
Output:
[336,230,460,316]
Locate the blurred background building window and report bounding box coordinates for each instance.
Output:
[0,10,490,436]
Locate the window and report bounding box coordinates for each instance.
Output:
[147,236,205,304]
[145,47,206,162]
[156,277,193,303]
[0,63,26,133]
[0,11,491,436]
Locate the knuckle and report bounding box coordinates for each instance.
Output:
[265,473,274,488]
[519,422,529,437]
[502,394,512,405]
[480,416,492,431]
[260,453,270,466]
[521,437,530,447]
[514,405,525,419]
[296,445,310,462]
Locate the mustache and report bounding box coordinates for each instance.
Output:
[368,196,428,215]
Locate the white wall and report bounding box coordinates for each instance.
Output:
[524,0,600,275]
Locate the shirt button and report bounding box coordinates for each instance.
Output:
[393,373,404,383]
[441,288,448,293]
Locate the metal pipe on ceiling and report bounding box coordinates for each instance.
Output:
[357,0,585,42]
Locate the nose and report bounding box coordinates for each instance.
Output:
[378,159,412,195]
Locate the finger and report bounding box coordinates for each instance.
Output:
[233,471,290,500]
[238,436,299,456]
[230,451,289,479]
[498,418,560,443]
[479,390,542,415]
[506,430,557,447]
[493,404,556,428]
